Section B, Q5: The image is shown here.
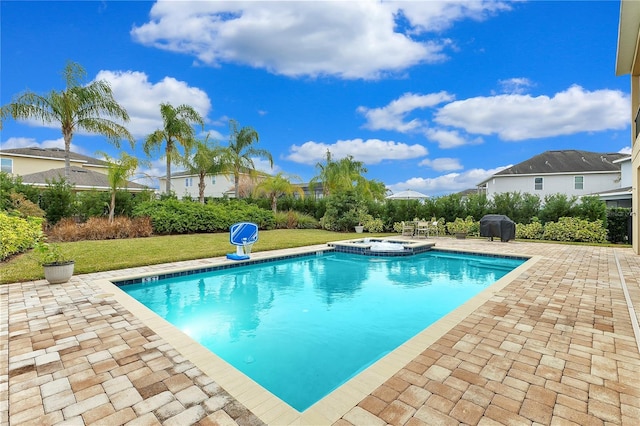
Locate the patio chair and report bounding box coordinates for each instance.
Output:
[401,221,415,237]
[415,221,429,238]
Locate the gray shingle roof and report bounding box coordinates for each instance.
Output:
[20,167,148,191]
[0,147,109,167]
[495,150,626,176]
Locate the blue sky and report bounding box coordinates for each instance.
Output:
[0,0,631,195]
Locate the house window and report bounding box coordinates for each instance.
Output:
[185,177,192,187]
[1,158,12,173]
[574,176,584,190]
[534,177,543,191]
[211,176,216,184]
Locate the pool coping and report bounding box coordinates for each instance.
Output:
[93,243,541,425]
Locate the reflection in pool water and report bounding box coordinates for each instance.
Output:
[121,250,525,412]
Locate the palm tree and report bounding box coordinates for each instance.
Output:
[181,134,232,204]
[310,151,371,197]
[144,103,204,194]
[0,61,134,179]
[227,119,273,198]
[100,152,139,222]
[254,172,304,213]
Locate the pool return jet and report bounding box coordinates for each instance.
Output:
[226,222,259,260]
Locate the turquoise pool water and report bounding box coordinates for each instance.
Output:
[121,250,524,411]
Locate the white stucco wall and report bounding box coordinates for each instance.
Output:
[159,174,235,198]
[619,158,632,186]
[485,172,620,199]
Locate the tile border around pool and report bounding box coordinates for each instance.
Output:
[95,244,541,425]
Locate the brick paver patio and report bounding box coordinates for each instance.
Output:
[1,239,639,425]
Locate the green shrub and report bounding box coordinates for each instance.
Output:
[296,212,320,229]
[321,191,361,232]
[274,210,319,229]
[539,194,577,224]
[542,217,607,243]
[576,195,607,224]
[516,219,544,240]
[132,199,275,234]
[446,216,476,235]
[9,192,45,218]
[0,212,44,260]
[363,217,384,233]
[40,177,76,225]
[607,208,631,243]
[0,172,40,212]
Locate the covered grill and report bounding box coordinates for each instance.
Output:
[479,214,516,242]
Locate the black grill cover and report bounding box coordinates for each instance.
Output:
[479,214,516,242]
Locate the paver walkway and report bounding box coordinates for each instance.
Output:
[1,239,639,425]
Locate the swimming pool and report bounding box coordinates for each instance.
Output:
[120,250,524,411]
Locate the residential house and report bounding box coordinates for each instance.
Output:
[616,0,640,255]
[1,147,108,175]
[160,171,237,199]
[0,147,148,193]
[596,156,632,208]
[477,150,626,200]
[162,172,324,200]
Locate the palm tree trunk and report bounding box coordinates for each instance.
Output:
[63,131,72,180]
[165,151,172,194]
[109,192,116,223]
[199,172,206,204]
[234,171,240,198]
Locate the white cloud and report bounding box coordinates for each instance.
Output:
[434,85,630,141]
[357,92,454,132]
[95,70,212,138]
[286,138,428,165]
[419,157,463,172]
[397,1,513,33]
[495,77,534,95]
[619,146,632,155]
[424,128,482,149]
[1,136,90,155]
[251,157,280,174]
[388,165,510,196]
[131,1,512,79]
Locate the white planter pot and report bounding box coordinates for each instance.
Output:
[354,225,364,233]
[43,261,75,284]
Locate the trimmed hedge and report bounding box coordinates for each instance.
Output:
[607,208,631,243]
[1,212,44,260]
[516,217,607,243]
[132,199,275,234]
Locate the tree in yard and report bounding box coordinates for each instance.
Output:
[254,172,304,213]
[144,103,204,194]
[310,150,385,201]
[100,152,140,222]
[0,61,134,180]
[181,134,231,204]
[227,119,273,199]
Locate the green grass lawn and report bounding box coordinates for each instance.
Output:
[0,230,394,284]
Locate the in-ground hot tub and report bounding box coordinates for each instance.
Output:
[327,237,435,256]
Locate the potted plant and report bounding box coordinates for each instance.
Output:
[446,217,475,239]
[354,206,370,233]
[34,239,75,284]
